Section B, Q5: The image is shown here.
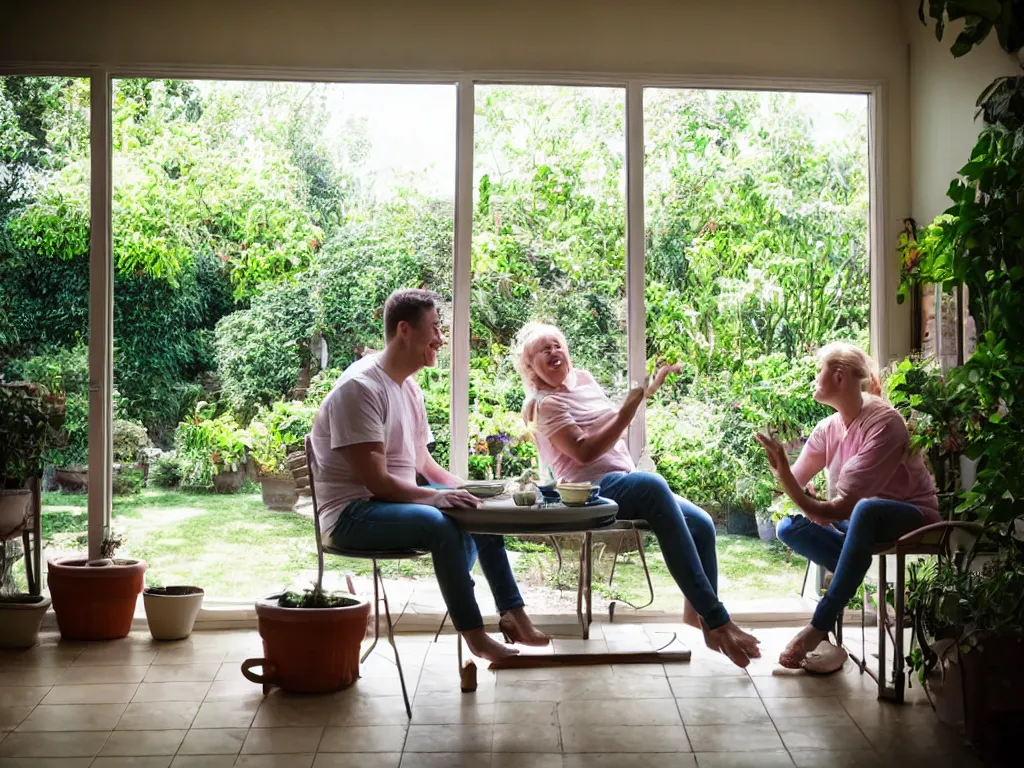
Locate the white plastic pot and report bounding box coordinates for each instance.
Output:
[143,586,205,641]
[0,489,31,537]
[0,595,51,649]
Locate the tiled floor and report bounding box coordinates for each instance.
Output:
[0,623,982,767]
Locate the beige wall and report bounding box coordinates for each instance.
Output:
[2,0,913,361]
[902,1,1020,225]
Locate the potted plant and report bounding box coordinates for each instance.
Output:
[248,400,315,511]
[144,583,205,641]
[241,562,370,694]
[175,405,252,492]
[47,532,148,641]
[898,8,1024,759]
[0,541,51,649]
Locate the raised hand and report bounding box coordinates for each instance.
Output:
[754,432,788,474]
[645,362,683,397]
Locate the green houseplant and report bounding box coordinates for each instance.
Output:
[174,404,252,492]
[0,381,64,648]
[248,400,315,511]
[900,6,1024,758]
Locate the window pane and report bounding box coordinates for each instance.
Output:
[643,89,869,598]
[110,79,455,600]
[1,76,91,592]
[470,85,627,481]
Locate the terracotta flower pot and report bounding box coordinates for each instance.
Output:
[47,556,147,640]
[144,586,205,641]
[0,595,51,649]
[242,593,370,694]
[212,468,245,494]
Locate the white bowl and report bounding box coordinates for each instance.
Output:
[556,483,597,505]
[460,481,506,499]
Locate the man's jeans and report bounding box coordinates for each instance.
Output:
[776,498,925,632]
[329,498,523,632]
[598,471,729,629]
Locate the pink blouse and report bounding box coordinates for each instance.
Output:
[792,395,940,523]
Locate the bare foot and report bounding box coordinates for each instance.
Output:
[706,621,762,668]
[682,598,702,631]
[462,628,519,663]
[779,624,827,669]
[498,607,550,647]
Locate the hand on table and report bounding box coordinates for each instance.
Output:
[432,489,482,509]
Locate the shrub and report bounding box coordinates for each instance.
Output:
[149,451,183,488]
[174,405,251,489]
[112,419,150,465]
[112,467,144,496]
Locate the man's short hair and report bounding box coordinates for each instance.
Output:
[384,288,441,341]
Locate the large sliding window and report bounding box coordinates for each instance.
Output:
[4,69,880,605]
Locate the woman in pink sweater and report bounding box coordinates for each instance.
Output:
[515,322,762,668]
[756,342,939,670]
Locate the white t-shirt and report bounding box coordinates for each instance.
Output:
[309,354,434,534]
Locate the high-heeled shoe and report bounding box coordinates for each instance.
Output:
[498,612,551,647]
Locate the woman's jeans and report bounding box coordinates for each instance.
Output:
[776,498,925,632]
[598,472,729,629]
[328,499,524,632]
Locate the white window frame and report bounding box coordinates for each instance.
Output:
[0,64,887,569]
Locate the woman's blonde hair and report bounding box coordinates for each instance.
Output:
[513,321,570,422]
[816,341,882,397]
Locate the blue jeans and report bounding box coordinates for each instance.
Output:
[776,498,925,632]
[598,471,729,629]
[329,499,524,632]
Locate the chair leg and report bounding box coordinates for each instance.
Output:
[608,526,656,622]
[377,566,412,719]
[22,528,36,596]
[361,561,381,663]
[877,554,896,701]
[893,552,907,704]
[433,611,449,643]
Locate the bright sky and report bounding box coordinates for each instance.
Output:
[317,84,866,198]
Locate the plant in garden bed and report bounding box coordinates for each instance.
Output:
[174,404,251,490]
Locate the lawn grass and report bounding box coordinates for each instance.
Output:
[37,489,807,604]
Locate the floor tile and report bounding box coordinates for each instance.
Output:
[0,668,69,686]
[55,666,149,685]
[561,724,691,753]
[16,704,126,732]
[397,755,490,768]
[490,754,561,768]
[41,684,138,705]
[240,727,324,755]
[0,707,33,732]
[558,698,681,726]
[684,724,784,752]
[98,729,187,756]
[0,689,48,709]
[191,699,260,729]
[176,729,247,755]
[328,697,410,727]
[563,755,696,768]
[695,752,795,767]
[116,701,200,730]
[670,677,759,698]
[491,702,556,725]
[234,754,315,768]
[762,696,849,720]
[152,650,228,667]
[676,698,771,726]
[789,750,878,768]
[0,731,110,757]
[133,682,212,703]
[777,724,873,751]
[72,648,158,667]
[169,757,237,768]
[403,725,492,753]
[491,723,560,752]
[254,700,332,728]
[92,758,173,768]
[411,703,493,726]
[0,759,95,767]
[318,726,408,753]
[143,664,222,683]
[204,680,262,701]
[310,754,401,768]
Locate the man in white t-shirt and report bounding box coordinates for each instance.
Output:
[309,289,548,663]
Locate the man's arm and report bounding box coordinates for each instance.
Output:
[416,445,461,488]
[340,442,478,508]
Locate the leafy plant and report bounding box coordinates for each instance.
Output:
[0,381,65,488]
[174,405,251,489]
[277,585,358,609]
[918,0,1024,58]
[246,399,316,477]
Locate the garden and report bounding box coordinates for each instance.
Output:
[1,75,868,601]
